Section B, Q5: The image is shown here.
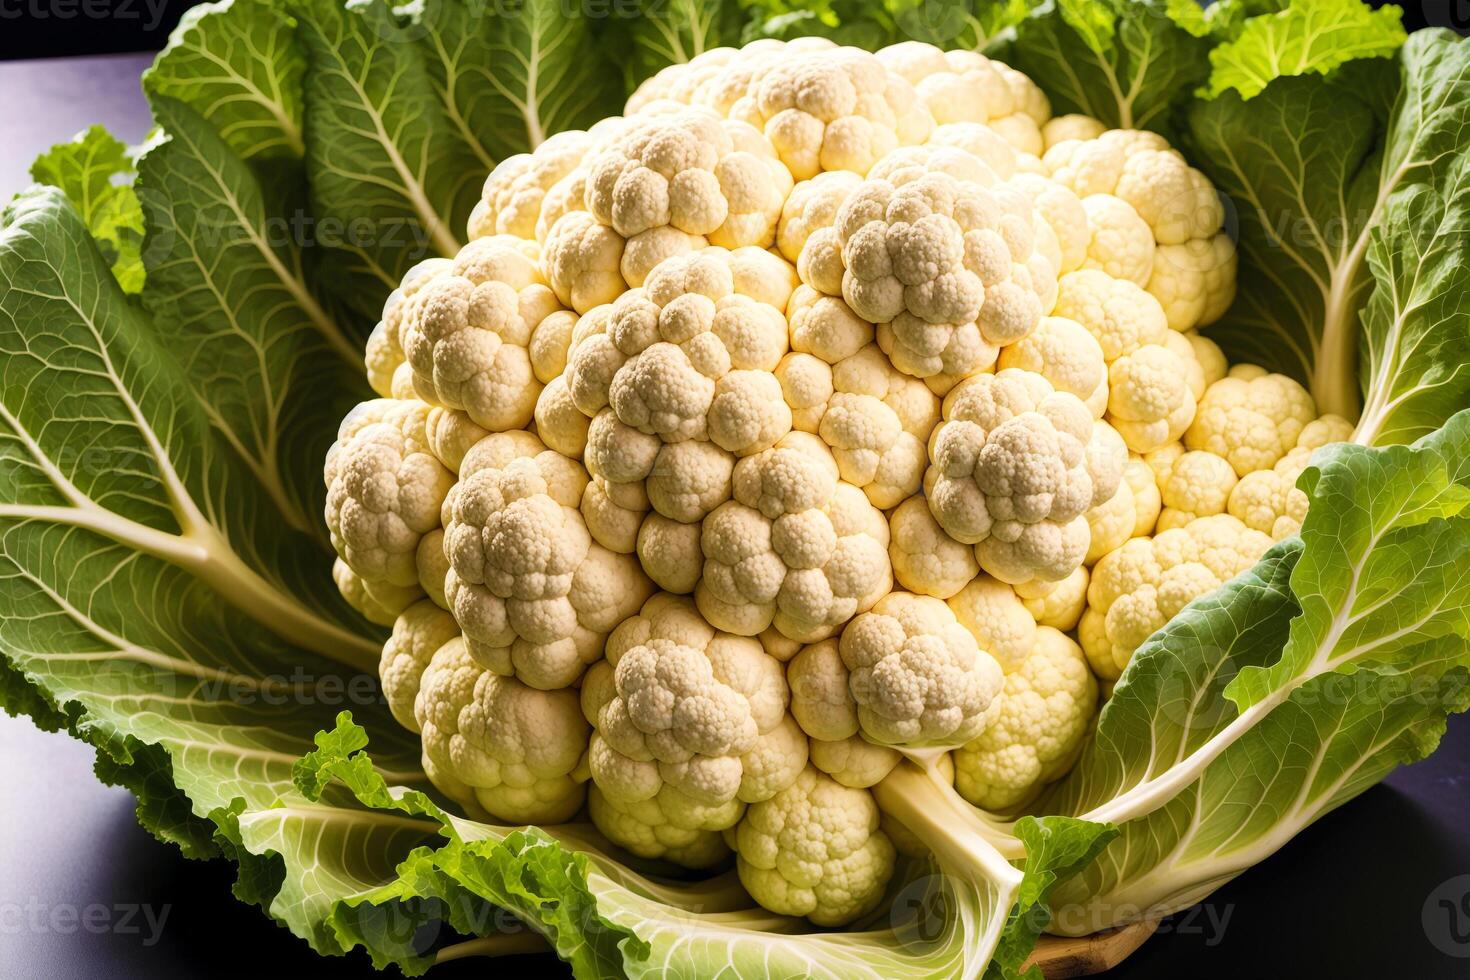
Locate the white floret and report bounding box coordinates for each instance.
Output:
[925,369,1125,587]
[442,431,652,689]
[697,432,892,642]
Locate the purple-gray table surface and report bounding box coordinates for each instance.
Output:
[1,52,1467,980]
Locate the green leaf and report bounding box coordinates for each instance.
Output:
[411,0,624,170]
[612,0,748,88]
[143,0,308,162]
[1036,413,1470,931]
[985,816,1118,980]
[28,126,146,293]
[292,0,476,288]
[137,96,369,538]
[1189,29,1469,432]
[1205,0,1406,99]
[1354,30,1470,444]
[1005,0,1212,136]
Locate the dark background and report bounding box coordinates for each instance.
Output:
[2,2,1470,979]
[0,0,1465,60]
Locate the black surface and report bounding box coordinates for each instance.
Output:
[3,40,1470,980]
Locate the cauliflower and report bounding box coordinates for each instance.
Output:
[1051,269,1202,452]
[734,767,897,925]
[538,108,793,310]
[565,247,797,524]
[325,399,455,599]
[1080,514,1274,679]
[876,42,1050,155]
[997,315,1109,417]
[380,600,461,731]
[582,595,807,864]
[1085,456,1162,562]
[946,574,1039,674]
[887,496,978,599]
[442,431,652,689]
[1043,128,1236,330]
[1021,565,1089,631]
[789,592,1004,750]
[925,369,1125,587]
[820,169,1053,392]
[1185,365,1319,477]
[775,345,939,508]
[332,558,421,626]
[1152,447,1238,530]
[469,128,603,241]
[366,258,448,398]
[953,627,1097,810]
[415,637,591,823]
[838,592,1004,748]
[389,236,571,433]
[1228,414,1355,539]
[697,432,892,642]
[808,735,901,789]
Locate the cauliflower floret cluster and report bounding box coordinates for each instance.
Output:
[328,38,1361,932]
[1080,513,1274,680]
[697,433,892,642]
[1043,128,1237,331]
[442,431,652,689]
[415,636,592,823]
[1050,269,1214,453]
[633,42,935,180]
[325,399,455,618]
[581,594,807,864]
[734,766,896,925]
[776,345,939,507]
[877,42,1051,155]
[925,369,1125,588]
[790,592,1003,750]
[953,626,1097,810]
[1227,414,1355,539]
[810,169,1054,392]
[564,247,797,530]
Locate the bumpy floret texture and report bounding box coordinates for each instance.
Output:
[925,369,1124,586]
[566,247,797,525]
[415,637,591,823]
[953,627,1097,810]
[632,42,934,181]
[389,236,568,432]
[837,592,1004,748]
[776,345,939,507]
[442,431,652,689]
[697,433,892,642]
[735,767,896,925]
[1080,514,1274,680]
[823,169,1053,391]
[877,42,1050,155]
[326,399,455,600]
[1227,414,1355,539]
[1043,127,1237,330]
[1185,366,1319,477]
